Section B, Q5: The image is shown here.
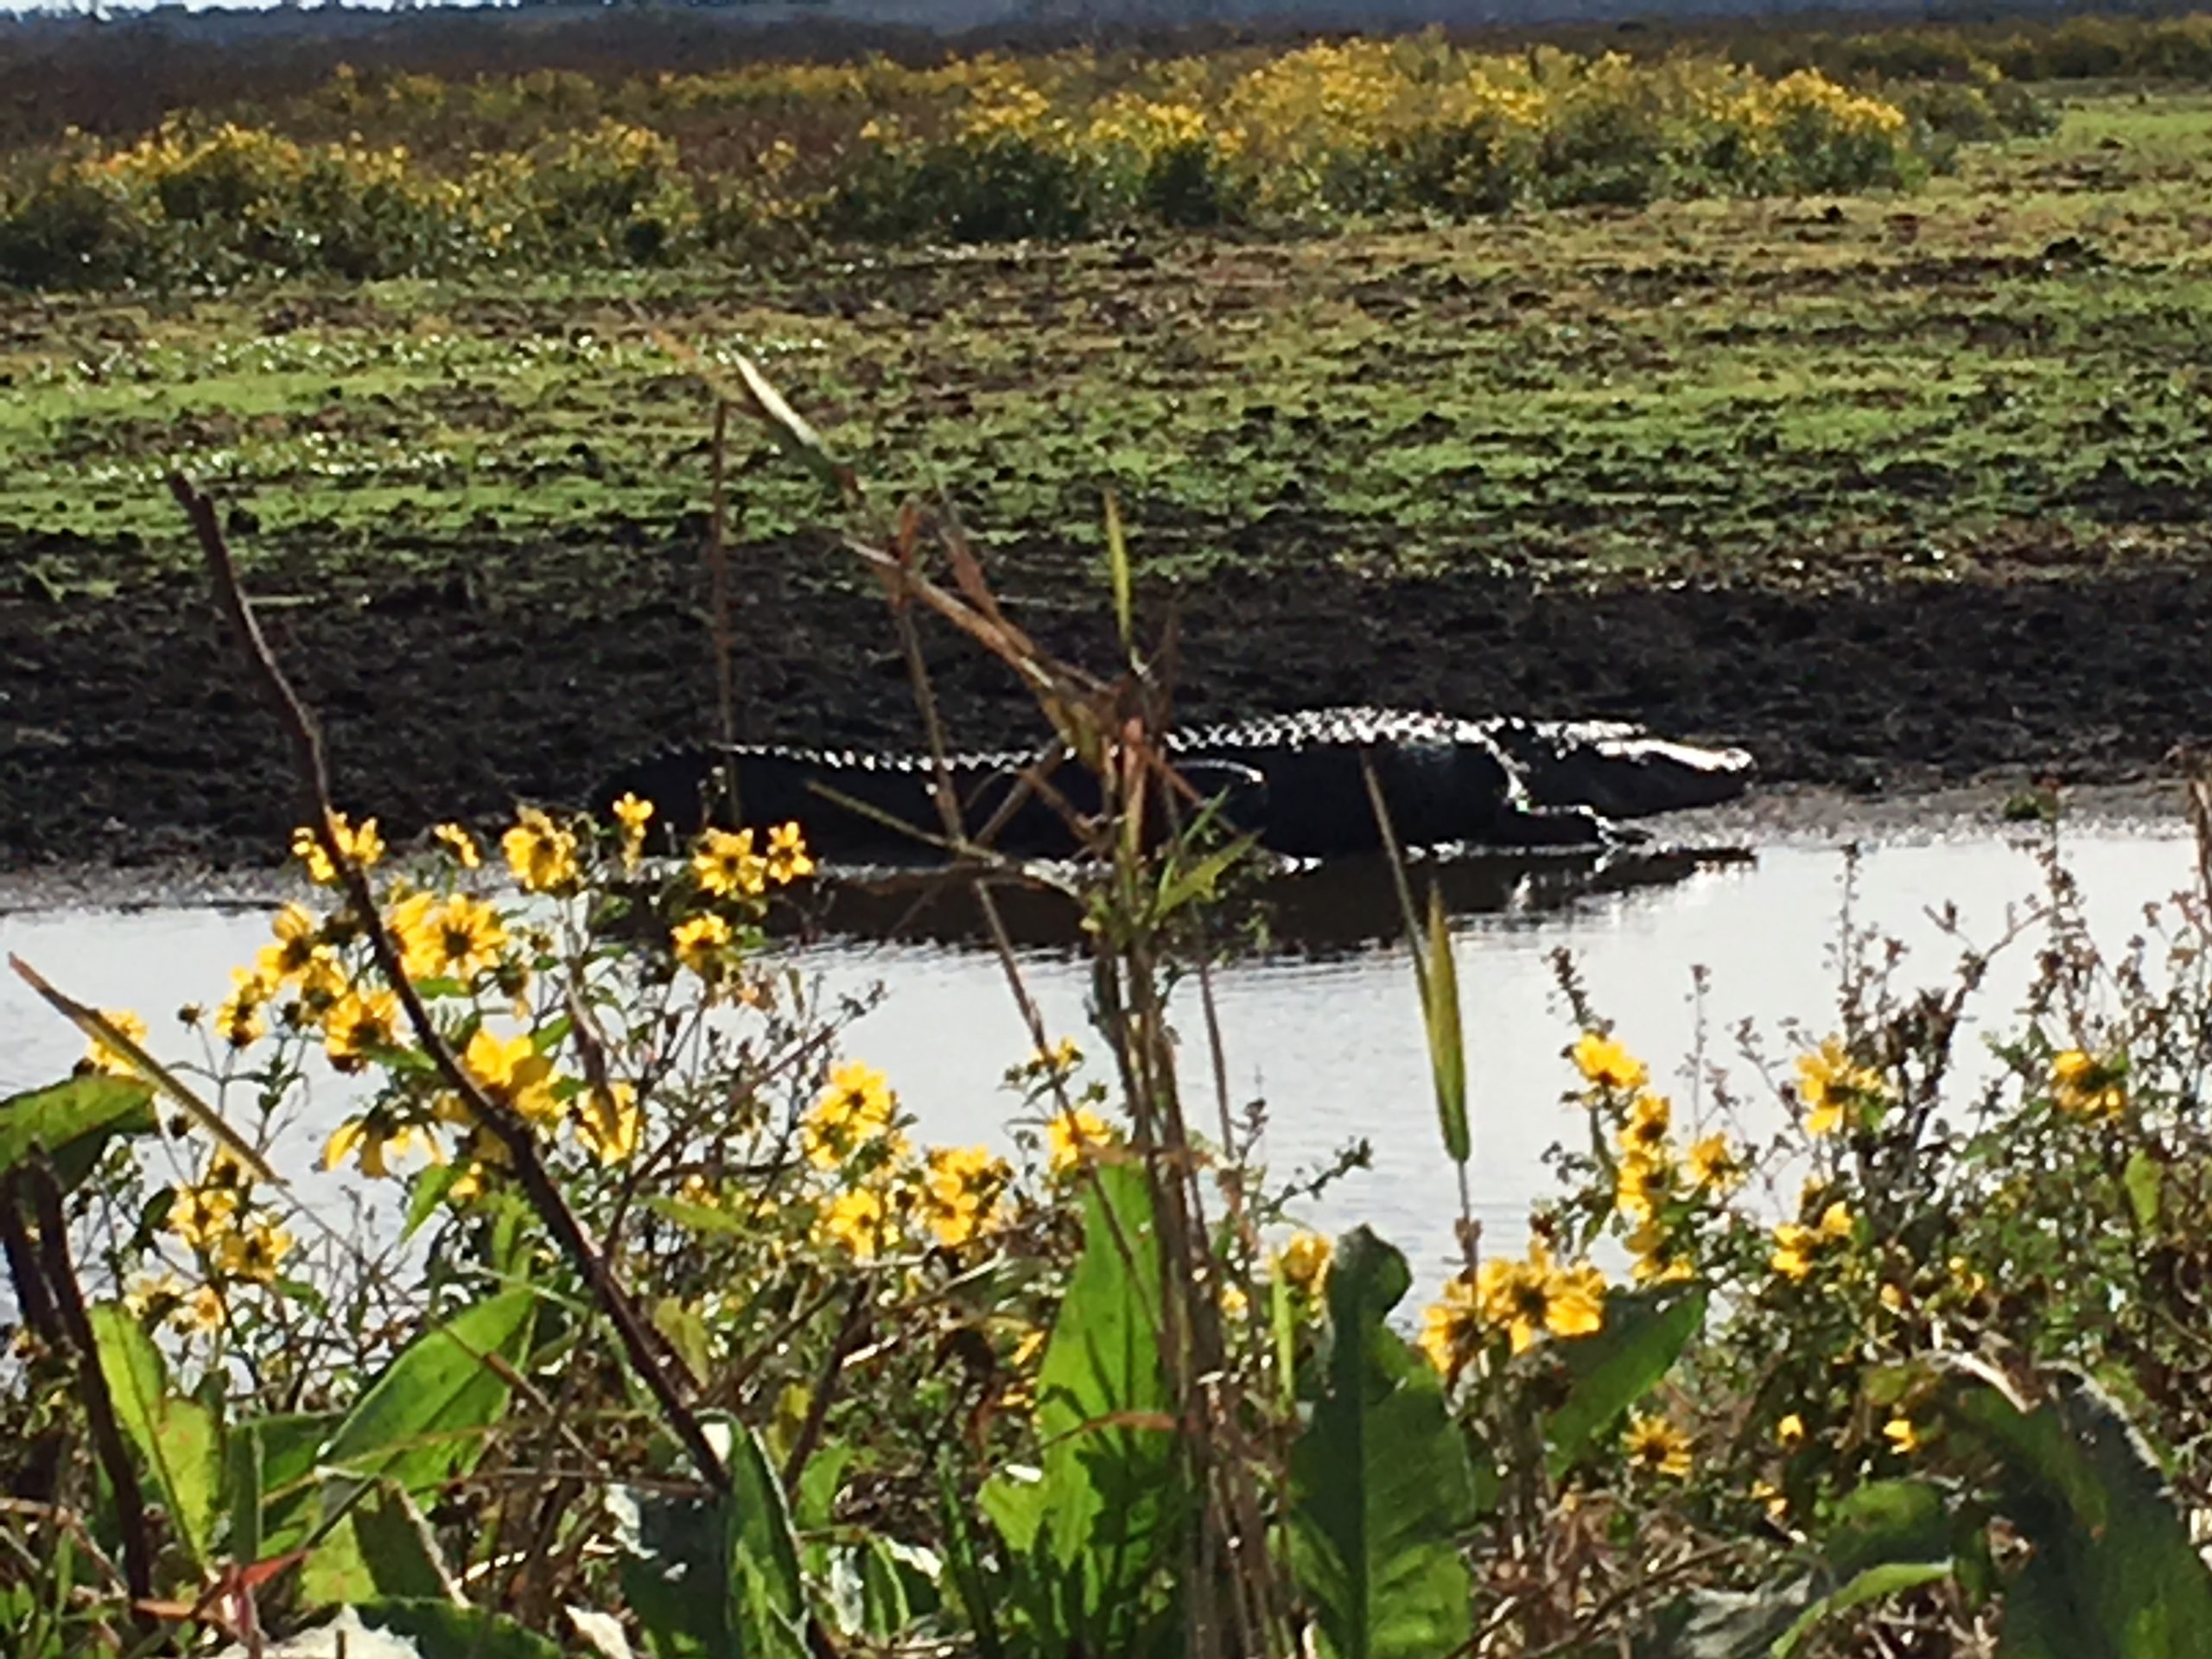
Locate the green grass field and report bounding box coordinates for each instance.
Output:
[5,87,2209,605]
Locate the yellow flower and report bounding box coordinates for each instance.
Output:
[1686,1133,1745,1192]
[1777,1412,1806,1448]
[804,1062,902,1168]
[1033,1037,1084,1076]
[1883,1415,1920,1456]
[259,902,325,978]
[213,968,270,1049]
[1750,1478,1789,1522]
[694,828,768,899]
[1770,1203,1852,1281]
[123,1269,186,1319]
[1572,1031,1648,1092]
[817,1186,895,1259]
[322,988,399,1072]
[1619,1091,1671,1157]
[1475,1243,1606,1354]
[575,1082,642,1165]
[671,912,734,976]
[502,808,580,894]
[167,1183,240,1250]
[323,1113,444,1179]
[1045,1106,1113,1175]
[216,1217,294,1285]
[765,821,815,885]
[1614,1149,1675,1224]
[1628,1216,1694,1285]
[611,792,654,870]
[919,1144,1009,1248]
[432,822,481,868]
[291,811,384,887]
[1624,1411,1693,1479]
[455,1027,561,1128]
[1796,1037,1885,1135]
[391,890,509,982]
[82,1008,149,1077]
[184,1284,226,1334]
[1275,1230,1333,1294]
[1418,1274,1484,1381]
[2050,1049,2126,1118]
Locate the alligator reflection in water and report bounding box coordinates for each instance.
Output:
[773,844,1756,954]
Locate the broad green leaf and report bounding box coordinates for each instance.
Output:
[356,1599,566,1658]
[727,1421,808,1659]
[298,1484,455,1607]
[614,1486,731,1659]
[240,1410,340,1557]
[321,1289,534,1497]
[0,1076,154,1190]
[1422,887,1470,1165]
[1546,1287,1706,1477]
[1290,1228,1478,1659]
[1771,1561,1953,1659]
[86,1303,222,1571]
[1936,1358,2212,1659]
[1638,1478,1952,1658]
[1823,1479,1949,1578]
[979,1161,1175,1654]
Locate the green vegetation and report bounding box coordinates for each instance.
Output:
[5,88,2209,602]
[10,385,2212,1654]
[0,36,1962,287]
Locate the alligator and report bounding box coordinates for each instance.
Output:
[594,707,1753,863]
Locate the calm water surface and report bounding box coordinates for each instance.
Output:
[0,824,2193,1281]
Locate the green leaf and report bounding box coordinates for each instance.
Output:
[1936,1358,2212,1659]
[320,1289,534,1497]
[1771,1560,1953,1659]
[1823,1479,1949,1578]
[727,1421,809,1659]
[86,1303,222,1572]
[239,1410,340,1556]
[1289,1228,1479,1659]
[355,1600,566,1658]
[0,1076,154,1191]
[1421,887,1470,1166]
[730,353,855,498]
[1103,490,1134,657]
[1546,1286,1707,1477]
[6,958,279,1185]
[616,1486,731,1658]
[979,1161,1176,1654]
[298,1484,456,1607]
[2122,1149,2162,1231]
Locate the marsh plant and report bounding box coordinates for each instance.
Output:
[3,38,1941,287]
[8,371,2212,1658]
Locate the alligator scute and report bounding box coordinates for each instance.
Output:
[592,706,1753,863]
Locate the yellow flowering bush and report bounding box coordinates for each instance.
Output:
[0,39,1934,284]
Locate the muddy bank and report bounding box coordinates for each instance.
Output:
[2,531,2206,870]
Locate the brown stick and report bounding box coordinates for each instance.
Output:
[166,474,729,1497]
[25,1161,157,1613]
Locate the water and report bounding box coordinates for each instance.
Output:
[0,822,2194,1284]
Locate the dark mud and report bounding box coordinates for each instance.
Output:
[2,524,2206,870]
